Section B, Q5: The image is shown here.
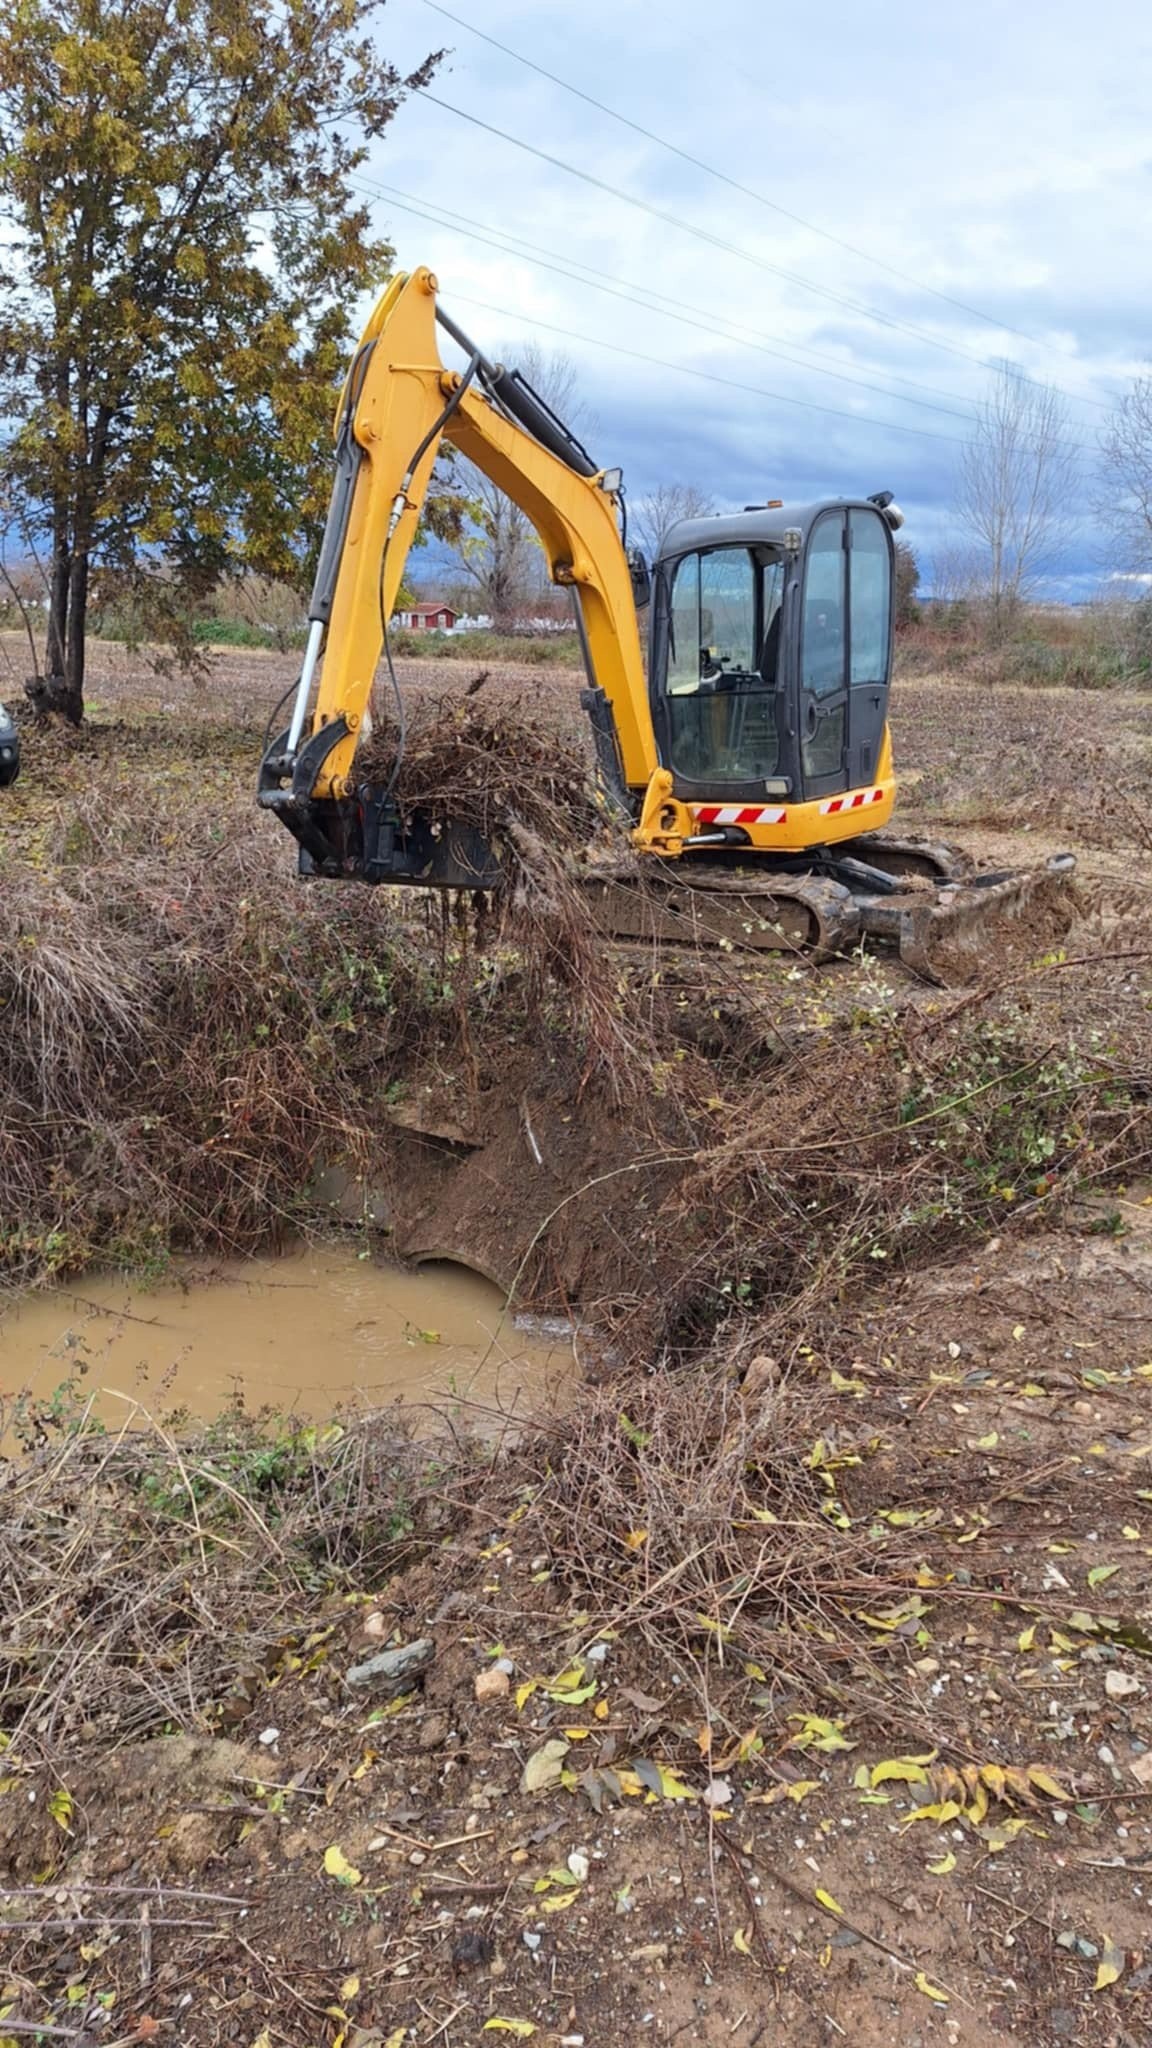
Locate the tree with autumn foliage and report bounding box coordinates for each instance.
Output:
[0,0,440,722]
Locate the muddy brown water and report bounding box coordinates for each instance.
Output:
[0,1246,575,1431]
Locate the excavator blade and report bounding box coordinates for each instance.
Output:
[877,852,1078,985]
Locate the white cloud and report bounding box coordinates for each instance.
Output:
[367,0,1152,588]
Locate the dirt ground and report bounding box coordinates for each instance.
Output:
[4,645,1152,2047]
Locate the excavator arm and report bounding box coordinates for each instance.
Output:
[259,267,656,881]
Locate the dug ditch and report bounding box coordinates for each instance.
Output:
[0,1244,575,1433]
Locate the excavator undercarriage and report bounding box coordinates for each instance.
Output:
[577,835,1076,982]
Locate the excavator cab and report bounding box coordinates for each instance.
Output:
[647,499,896,818]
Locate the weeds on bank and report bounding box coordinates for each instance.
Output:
[0,1395,464,1765]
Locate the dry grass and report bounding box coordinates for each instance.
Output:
[516,1365,925,1719]
[0,772,414,1285]
[0,1399,466,1765]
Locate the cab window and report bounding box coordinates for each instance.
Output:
[668,548,757,691]
[801,514,845,698]
[849,507,890,683]
[663,545,780,782]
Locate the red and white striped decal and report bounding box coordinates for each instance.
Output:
[693,804,788,827]
[818,788,885,816]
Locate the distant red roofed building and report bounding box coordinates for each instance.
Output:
[395,601,458,631]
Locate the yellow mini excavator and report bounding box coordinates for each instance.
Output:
[258,267,1073,973]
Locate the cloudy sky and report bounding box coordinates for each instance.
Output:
[361,0,1151,593]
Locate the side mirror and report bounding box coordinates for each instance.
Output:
[628,548,651,608]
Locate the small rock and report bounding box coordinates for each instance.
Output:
[344,1638,433,1694]
[567,1850,590,1882]
[913,1657,940,1676]
[585,1641,609,1665]
[1106,1670,1141,1700]
[360,1610,389,1640]
[418,1713,449,1751]
[257,1726,280,1747]
[523,1931,542,1952]
[474,1666,510,1702]
[703,1778,733,1811]
[1098,1744,1116,1767]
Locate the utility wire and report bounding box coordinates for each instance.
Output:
[424,0,1091,363]
[445,291,990,447]
[355,176,981,426]
[415,89,1111,414]
[362,183,1095,455]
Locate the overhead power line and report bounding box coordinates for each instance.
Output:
[357,177,983,426]
[424,0,1091,366]
[443,291,1004,448]
[416,89,1110,417]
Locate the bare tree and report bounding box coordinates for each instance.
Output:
[631,482,716,563]
[455,343,589,627]
[1097,373,1152,578]
[956,365,1078,632]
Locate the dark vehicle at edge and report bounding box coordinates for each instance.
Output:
[0,702,20,786]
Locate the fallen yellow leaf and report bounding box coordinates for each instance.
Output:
[623,1528,648,1550]
[483,2023,536,2038]
[870,1757,932,1787]
[1027,1766,1071,1801]
[927,1851,957,1875]
[1095,1938,1125,1991]
[322,1845,362,1887]
[733,1925,753,1955]
[746,1779,820,1807]
[914,1971,949,2004]
[814,1888,842,1915]
[902,1799,962,1827]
